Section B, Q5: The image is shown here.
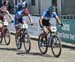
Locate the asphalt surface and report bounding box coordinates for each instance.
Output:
[0,35,75,62]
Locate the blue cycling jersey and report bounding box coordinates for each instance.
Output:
[16,10,23,18]
[42,9,57,20]
[14,10,23,27]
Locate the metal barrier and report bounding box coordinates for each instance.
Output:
[60,15,75,19]
[57,18,75,43]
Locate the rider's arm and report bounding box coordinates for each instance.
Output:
[39,16,44,28]
[28,14,33,24]
[39,11,46,28]
[6,10,13,21]
[55,16,62,24]
[53,12,62,24]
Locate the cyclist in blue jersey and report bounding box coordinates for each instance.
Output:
[14,4,33,42]
[39,6,63,39]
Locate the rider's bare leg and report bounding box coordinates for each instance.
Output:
[40,26,49,40]
[15,29,20,41]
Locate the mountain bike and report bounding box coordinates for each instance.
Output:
[16,23,31,53]
[38,25,62,57]
[0,21,10,45]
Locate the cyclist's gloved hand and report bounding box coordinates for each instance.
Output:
[9,20,13,24]
[40,25,43,28]
[31,23,33,26]
[11,20,14,23]
[60,23,63,27]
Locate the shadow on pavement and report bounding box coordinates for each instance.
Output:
[0,47,17,52]
[62,44,75,50]
[0,43,6,45]
[16,51,53,58]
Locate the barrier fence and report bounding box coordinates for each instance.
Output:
[58,19,75,43]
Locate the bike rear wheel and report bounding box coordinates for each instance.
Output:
[23,32,31,53]
[4,29,10,45]
[38,34,48,54]
[51,35,62,57]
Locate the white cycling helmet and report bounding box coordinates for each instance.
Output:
[22,1,27,8]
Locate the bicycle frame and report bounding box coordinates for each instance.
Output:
[38,25,62,57]
[47,25,58,47]
[0,23,10,45]
[20,29,27,42]
[1,25,8,37]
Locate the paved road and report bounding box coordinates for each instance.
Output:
[0,35,75,62]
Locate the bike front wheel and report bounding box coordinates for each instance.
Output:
[16,36,22,49]
[23,33,31,53]
[4,29,10,45]
[38,34,48,54]
[0,32,3,44]
[51,35,62,57]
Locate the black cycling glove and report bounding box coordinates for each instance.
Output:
[31,23,33,26]
[40,25,43,28]
[60,23,63,27]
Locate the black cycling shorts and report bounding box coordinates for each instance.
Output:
[42,19,50,26]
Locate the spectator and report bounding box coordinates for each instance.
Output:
[2,0,12,13]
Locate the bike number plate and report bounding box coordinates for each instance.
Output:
[4,21,8,26]
[51,26,57,32]
[21,24,28,29]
